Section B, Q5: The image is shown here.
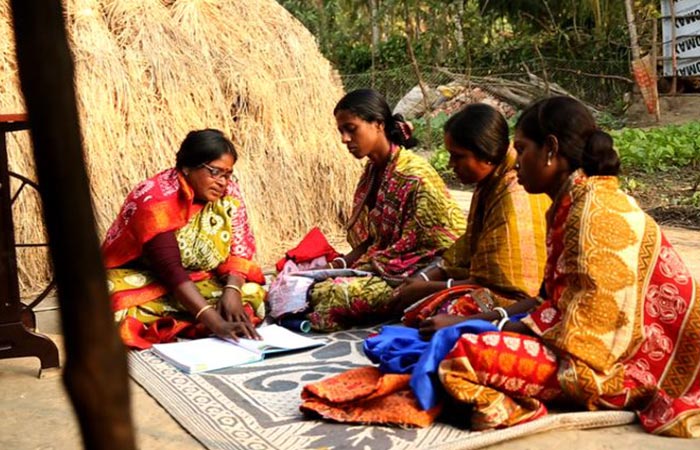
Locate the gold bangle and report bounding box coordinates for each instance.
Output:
[195,304,214,321]
[224,284,243,295]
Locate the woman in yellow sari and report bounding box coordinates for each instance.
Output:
[438,97,700,437]
[102,129,266,348]
[392,103,550,332]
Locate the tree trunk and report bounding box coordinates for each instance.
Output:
[404,1,432,150]
[314,0,327,53]
[454,1,465,47]
[370,0,379,85]
[9,2,136,449]
[623,0,641,61]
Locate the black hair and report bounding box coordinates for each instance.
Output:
[444,103,509,164]
[334,88,418,149]
[515,96,620,176]
[175,129,238,170]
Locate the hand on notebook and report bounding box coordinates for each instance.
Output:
[217,292,261,340]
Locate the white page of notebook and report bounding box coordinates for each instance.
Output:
[231,324,325,354]
[152,337,260,373]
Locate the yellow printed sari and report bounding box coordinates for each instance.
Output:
[441,148,550,299]
[440,173,700,437]
[308,147,465,331]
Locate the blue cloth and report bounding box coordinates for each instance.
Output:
[410,320,498,410]
[362,316,527,410]
[363,325,427,374]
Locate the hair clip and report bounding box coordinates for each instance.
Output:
[397,121,412,141]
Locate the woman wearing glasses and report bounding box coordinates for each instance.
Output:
[102,129,265,348]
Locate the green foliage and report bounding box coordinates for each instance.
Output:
[409,111,450,174]
[429,145,451,176]
[412,112,449,147]
[277,0,655,114]
[611,122,700,173]
[595,111,626,130]
[424,121,700,184]
[409,112,457,178]
[681,191,700,208]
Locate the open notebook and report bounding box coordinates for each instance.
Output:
[151,324,326,374]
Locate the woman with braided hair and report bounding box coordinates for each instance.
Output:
[304,89,465,331]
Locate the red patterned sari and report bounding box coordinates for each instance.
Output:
[439,172,700,437]
[306,147,465,331]
[102,169,265,348]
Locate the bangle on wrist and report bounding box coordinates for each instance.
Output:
[224,284,243,295]
[332,257,347,269]
[493,306,509,320]
[195,304,214,321]
[497,317,510,331]
[418,272,430,282]
[446,278,454,289]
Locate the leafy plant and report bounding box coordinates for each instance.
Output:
[681,191,700,208]
[429,144,450,176]
[412,112,449,150]
[611,122,700,173]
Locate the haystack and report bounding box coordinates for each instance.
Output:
[0,0,359,296]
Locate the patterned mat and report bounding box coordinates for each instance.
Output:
[128,328,636,450]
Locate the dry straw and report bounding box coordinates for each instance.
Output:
[0,0,360,296]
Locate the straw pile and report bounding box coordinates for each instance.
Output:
[0,0,359,296]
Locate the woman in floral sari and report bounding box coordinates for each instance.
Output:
[307,89,466,331]
[391,104,550,332]
[103,129,266,348]
[437,97,700,437]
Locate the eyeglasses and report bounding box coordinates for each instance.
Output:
[200,163,234,181]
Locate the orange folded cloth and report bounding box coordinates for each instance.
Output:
[300,366,442,428]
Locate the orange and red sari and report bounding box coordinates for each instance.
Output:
[102,169,265,348]
[439,173,700,437]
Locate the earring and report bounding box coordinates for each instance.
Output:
[546,151,553,166]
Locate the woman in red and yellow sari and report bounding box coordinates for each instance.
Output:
[102,129,266,349]
[436,97,700,437]
[305,89,465,332]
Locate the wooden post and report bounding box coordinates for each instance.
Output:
[651,16,661,122]
[670,1,678,95]
[404,2,432,150]
[624,0,641,61]
[370,0,379,88]
[9,2,136,449]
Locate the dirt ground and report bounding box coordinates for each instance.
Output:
[625,93,700,128]
[1,191,700,450]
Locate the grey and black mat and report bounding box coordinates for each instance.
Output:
[128,328,636,450]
